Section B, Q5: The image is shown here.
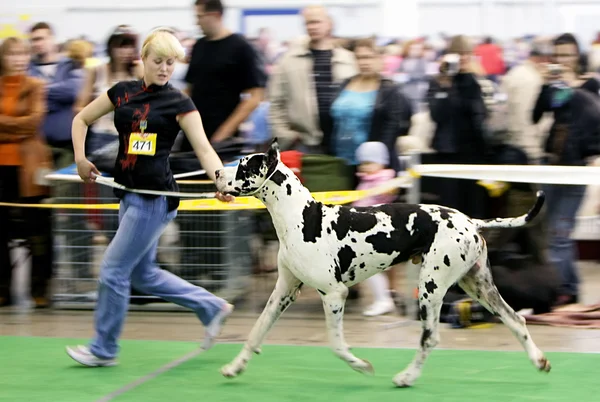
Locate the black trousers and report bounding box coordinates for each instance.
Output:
[0,166,53,303]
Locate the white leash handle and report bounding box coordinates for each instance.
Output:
[92,174,216,199]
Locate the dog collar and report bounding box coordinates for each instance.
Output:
[246,162,280,196]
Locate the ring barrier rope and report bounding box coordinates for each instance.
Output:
[408,164,600,185]
[93,175,217,199]
[0,174,412,211]
[2,164,600,211]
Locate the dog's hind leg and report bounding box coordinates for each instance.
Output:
[320,284,374,375]
[393,259,457,387]
[221,265,302,378]
[458,252,551,373]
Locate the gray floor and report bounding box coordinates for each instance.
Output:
[2,256,600,354]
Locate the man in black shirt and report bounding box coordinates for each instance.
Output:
[184,0,267,151]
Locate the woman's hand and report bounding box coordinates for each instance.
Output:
[215,192,235,203]
[543,63,577,86]
[76,159,100,183]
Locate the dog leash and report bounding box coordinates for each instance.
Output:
[93,174,217,199]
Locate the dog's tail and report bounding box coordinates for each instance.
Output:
[474,190,545,229]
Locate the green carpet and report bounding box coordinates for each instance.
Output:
[0,336,197,402]
[1,336,598,402]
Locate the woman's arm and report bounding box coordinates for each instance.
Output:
[73,66,97,114]
[532,85,551,124]
[177,111,234,202]
[177,111,225,182]
[378,84,413,172]
[0,80,46,137]
[72,92,114,164]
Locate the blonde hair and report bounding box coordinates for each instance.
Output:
[0,37,30,76]
[67,39,93,68]
[141,29,185,61]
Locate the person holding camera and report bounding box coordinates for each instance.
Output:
[425,35,489,219]
[531,33,600,307]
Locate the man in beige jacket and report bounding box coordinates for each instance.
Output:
[500,43,552,163]
[268,5,358,153]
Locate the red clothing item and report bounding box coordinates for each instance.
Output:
[474,43,505,75]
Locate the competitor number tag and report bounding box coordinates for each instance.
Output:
[128,133,157,156]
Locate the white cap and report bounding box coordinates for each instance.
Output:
[355,141,390,166]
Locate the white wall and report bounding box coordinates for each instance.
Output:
[417,0,600,47]
[1,0,384,43]
[2,0,600,47]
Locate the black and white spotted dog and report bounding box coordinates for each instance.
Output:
[214,139,551,387]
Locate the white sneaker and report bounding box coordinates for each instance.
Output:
[202,303,234,350]
[363,299,395,317]
[66,345,117,367]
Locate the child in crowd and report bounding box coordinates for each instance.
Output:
[352,141,399,316]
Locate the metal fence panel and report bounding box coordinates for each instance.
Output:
[50,179,254,308]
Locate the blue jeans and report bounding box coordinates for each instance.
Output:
[542,184,586,297]
[89,193,226,359]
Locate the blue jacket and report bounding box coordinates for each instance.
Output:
[29,58,85,144]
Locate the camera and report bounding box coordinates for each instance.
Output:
[547,63,563,78]
[440,53,460,76]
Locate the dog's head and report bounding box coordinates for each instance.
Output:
[215,138,280,197]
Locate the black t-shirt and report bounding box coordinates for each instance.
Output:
[184,33,266,151]
[107,79,196,209]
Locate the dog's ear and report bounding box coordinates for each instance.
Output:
[266,137,280,166]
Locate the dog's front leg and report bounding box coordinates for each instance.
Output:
[221,266,302,378]
[320,286,374,375]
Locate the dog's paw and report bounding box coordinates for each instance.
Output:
[351,359,374,376]
[393,369,419,388]
[221,363,244,378]
[537,356,551,373]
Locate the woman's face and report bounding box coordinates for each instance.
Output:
[355,46,380,75]
[143,48,176,86]
[2,42,30,75]
[459,51,472,72]
[408,43,423,58]
[112,44,136,66]
[553,43,579,71]
[423,48,436,61]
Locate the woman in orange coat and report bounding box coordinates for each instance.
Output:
[0,37,54,308]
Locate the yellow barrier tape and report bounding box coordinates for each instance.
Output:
[407,168,421,178]
[0,176,412,211]
[476,180,511,198]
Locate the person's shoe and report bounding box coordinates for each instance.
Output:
[0,296,11,307]
[34,297,51,309]
[363,299,395,317]
[202,303,234,350]
[66,345,117,367]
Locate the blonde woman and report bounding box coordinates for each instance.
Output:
[66,29,235,367]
